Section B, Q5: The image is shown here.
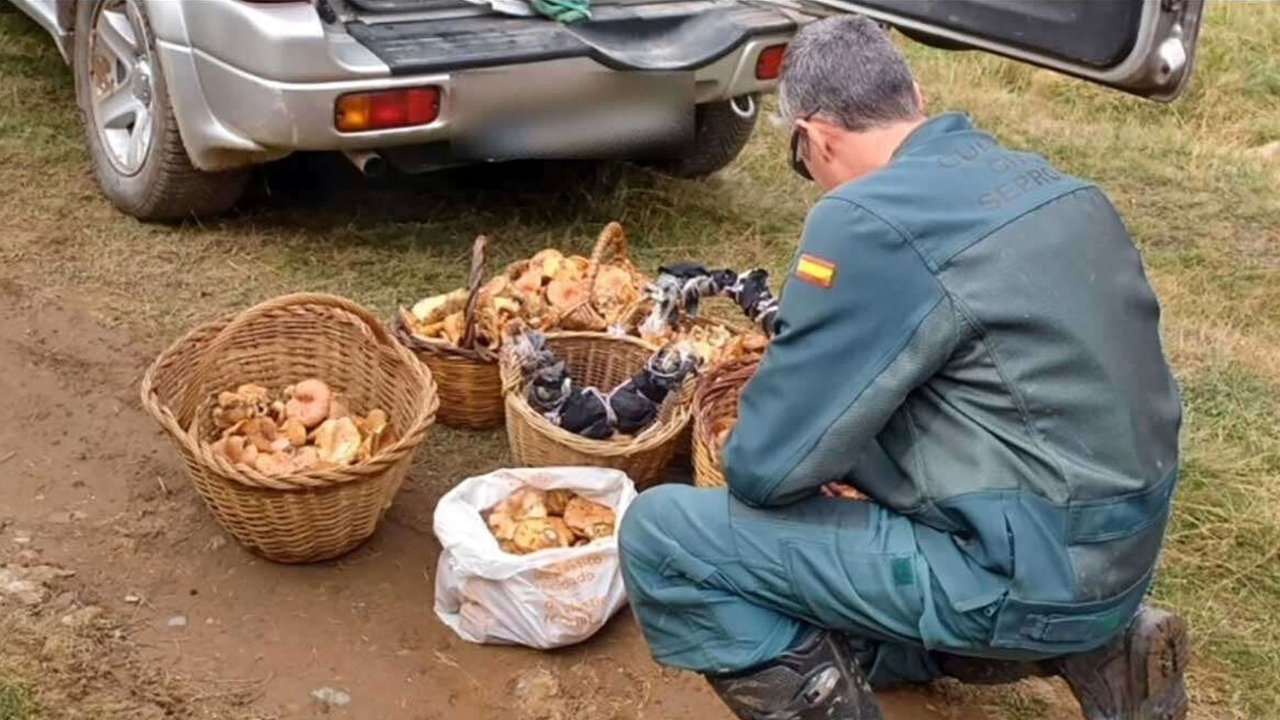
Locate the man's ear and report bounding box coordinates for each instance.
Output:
[802,119,840,160]
[913,81,925,112]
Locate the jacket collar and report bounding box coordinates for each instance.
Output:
[892,112,975,158]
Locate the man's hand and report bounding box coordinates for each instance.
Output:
[820,482,868,500]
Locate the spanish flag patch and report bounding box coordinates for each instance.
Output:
[795,253,837,288]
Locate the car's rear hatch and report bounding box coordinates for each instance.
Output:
[341,0,796,74]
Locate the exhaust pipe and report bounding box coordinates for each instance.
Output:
[343,149,387,178]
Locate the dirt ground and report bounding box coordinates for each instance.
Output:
[4,4,1278,718]
[0,283,1088,720]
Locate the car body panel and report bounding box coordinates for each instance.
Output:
[778,0,1205,102]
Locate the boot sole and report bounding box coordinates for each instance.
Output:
[1134,610,1190,720]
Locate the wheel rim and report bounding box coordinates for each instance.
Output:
[87,0,155,176]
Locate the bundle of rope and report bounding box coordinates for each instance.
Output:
[530,0,591,23]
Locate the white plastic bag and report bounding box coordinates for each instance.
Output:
[433,467,637,649]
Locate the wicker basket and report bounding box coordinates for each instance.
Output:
[501,221,647,332]
[140,293,439,563]
[393,236,504,430]
[500,332,691,488]
[691,357,759,487]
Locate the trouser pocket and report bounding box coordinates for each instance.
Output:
[990,569,1151,655]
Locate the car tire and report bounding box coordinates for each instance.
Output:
[73,0,249,221]
[652,94,759,178]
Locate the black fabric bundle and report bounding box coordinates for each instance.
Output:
[508,331,700,440]
[643,262,780,337]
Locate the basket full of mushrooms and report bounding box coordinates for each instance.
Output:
[393,236,506,430]
[141,293,439,563]
[395,223,649,429]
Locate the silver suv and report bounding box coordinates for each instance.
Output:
[13,0,1204,221]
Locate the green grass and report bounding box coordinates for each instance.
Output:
[1,2,1279,718]
[0,682,39,720]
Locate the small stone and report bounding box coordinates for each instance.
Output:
[167,615,188,628]
[70,510,89,521]
[310,686,351,708]
[124,594,141,604]
[12,534,31,546]
[205,535,227,552]
[14,549,39,565]
[0,573,46,606]
[61,605,103,628]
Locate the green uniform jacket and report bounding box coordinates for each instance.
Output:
[722,113,1181,654]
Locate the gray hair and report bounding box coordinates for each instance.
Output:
[778,15,922,131]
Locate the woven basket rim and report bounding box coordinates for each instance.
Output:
[140,293,439,492]
[692,355,759,461]
[499,331,693,458]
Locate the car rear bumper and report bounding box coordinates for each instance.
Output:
[153,5,795,171]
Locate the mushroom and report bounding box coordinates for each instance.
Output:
[530,249,565,280]
[327,393,352,421]
[254,450,297,476]
[284,379,332,428]
[487,508,518,542]
[292,446,319,471]
[515,268,544,295]
[243,417,280,453]
[442,312,466,345]
[546,279,586,310]
[504,487,548,521]
[355,409,389,460]
[279,417,308,447]
[313,417,362,466]
[511,518,574,554]
[592,266,636,309]
[544,489,574,516]
[214,435,259,467]
[563,496,616,540]
[410,292,453,323]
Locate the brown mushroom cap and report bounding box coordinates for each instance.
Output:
[243,417,280,453]
[510,518,574,554]
[487,509,518,542]
[502,487,548,521]
[293,446,319,471]
[530,249,566,280]
[314,417,362,466]
[562,496,616,539]
[279,417,308,447]
[284,379,332,428]
[546,279,587,310]
[544,489,574,516]
[254,450,296,476]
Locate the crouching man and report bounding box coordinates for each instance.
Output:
[619,15,1187,720]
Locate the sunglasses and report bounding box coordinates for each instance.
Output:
[789,111,818,181]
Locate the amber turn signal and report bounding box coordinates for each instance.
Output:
[755,44,787,80]
[335,87,440,132]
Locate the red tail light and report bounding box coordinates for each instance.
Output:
[755,44,787,80]
[335,87,441,132]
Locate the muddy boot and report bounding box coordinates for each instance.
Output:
[1051,606,1190,720]
[706,630,883,720]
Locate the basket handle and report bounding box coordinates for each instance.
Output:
[584,221,629,293]
[190,293,395,404]
[458,235,489,351]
